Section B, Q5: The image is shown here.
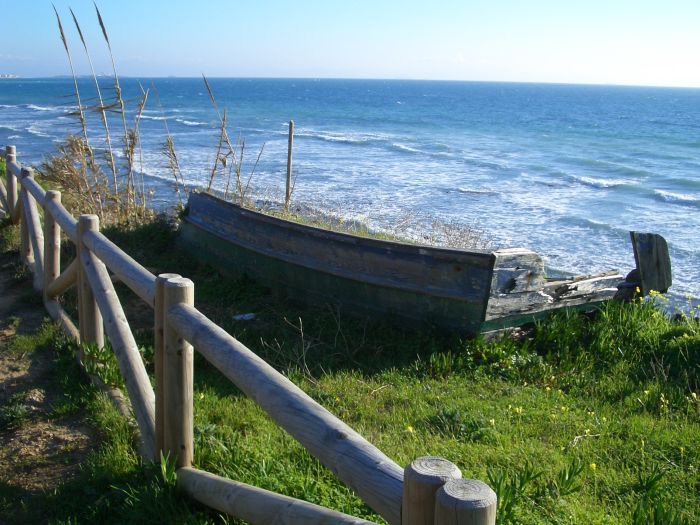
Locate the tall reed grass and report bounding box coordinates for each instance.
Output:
[43,5,155,225]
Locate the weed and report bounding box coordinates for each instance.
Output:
[0,393,30,430]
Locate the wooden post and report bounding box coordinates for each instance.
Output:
[434,479,497,525]
[402,456,462,525]
[18,183,31,268]
[285,120,294,212]
[21,168,44,291]
[77,215,104,349]
[154,272,182,456]
[43,191,62,300]
[163,276,194,467]
[5,145,17,217]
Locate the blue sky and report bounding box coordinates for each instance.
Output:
[2,0,700,87]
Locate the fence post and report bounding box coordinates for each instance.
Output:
[43,190,62,300]
[18,172,31,267]
[77,215,104,349]
[154,272,182,456]
[285,120,294,212]
[163,276,194,468]
[402,456,462,525]
[21,168,44,291]
[434,479,497,525]
[5,145,17,218]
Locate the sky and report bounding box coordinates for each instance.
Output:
[2,0,700,87]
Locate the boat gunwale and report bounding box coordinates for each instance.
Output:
[187,191,495,259]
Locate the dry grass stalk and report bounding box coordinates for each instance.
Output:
[153,85,186,206]
[52,5,105,219]
[94,3,137,212]
[44,4,154,226]
[202,75,265,206]
[70,8,118,196]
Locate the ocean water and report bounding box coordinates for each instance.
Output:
[0,78,698,305]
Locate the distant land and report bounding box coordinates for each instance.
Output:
[0,74,19,79]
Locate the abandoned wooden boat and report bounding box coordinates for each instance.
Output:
[179,191,672,333]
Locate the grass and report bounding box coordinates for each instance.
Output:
[0,199,698,522]
[6,216,691,524]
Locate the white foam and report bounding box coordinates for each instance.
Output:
[26,104,56,112]
[175,118,206,127]
[576,175,629,189]
[654,189,699,205]
[26,125,51,137]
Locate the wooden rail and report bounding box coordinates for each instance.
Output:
[0,144,497,525]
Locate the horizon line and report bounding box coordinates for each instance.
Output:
[4,75,700,90]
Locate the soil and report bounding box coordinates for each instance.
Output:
[0,249,98,503]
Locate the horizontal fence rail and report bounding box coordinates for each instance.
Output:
[0,144,497,525]
[167,301,405,523]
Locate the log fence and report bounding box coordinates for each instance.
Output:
[0,144,497,525]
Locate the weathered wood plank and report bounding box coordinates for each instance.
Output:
[167,303,404,525]
[631,231,672,294]
[182,192,493,332]
[178,467,379,524]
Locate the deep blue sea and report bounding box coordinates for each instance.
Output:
[0,78,698,305]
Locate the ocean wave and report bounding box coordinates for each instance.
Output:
[175,118,206,127]
[653,189,700,207]
[26,104,59,112]
[140,114,169,121]
[391,143,422,154]
[8,135,20,139]
[0,104,18,109]
[574,175,630,189]
[26,125,51,138]
[296,128,390,145]
[567,157,653,178]
[457,187,497,195]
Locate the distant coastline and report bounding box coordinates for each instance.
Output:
[0,74,19,79]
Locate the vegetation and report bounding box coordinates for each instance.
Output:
[0,179,697,522]
[0,8,696,523]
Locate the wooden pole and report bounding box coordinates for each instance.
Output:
[154,273,182,456]
[82,229,157,306]
[178,467,379,525]
[402,457,462,525]
[285,120,294,212]
[434,479,497,525]
[81,248,156,460]
[43,191,62,300]
[19,188,32,271]
[21,169,44,291]
[45,259,78,299]
[77,215,104,349]
[163,276,194,468]
[5,145,17,218]
[167,303,404,524]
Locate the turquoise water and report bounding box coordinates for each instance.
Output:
[0,78,698,302]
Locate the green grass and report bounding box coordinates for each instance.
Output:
[0,209,698,523]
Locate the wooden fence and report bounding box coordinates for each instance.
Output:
[0,144,497,525]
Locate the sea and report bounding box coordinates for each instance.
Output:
[0,78,698,307]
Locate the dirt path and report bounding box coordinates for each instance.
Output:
[0,249,98,517]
